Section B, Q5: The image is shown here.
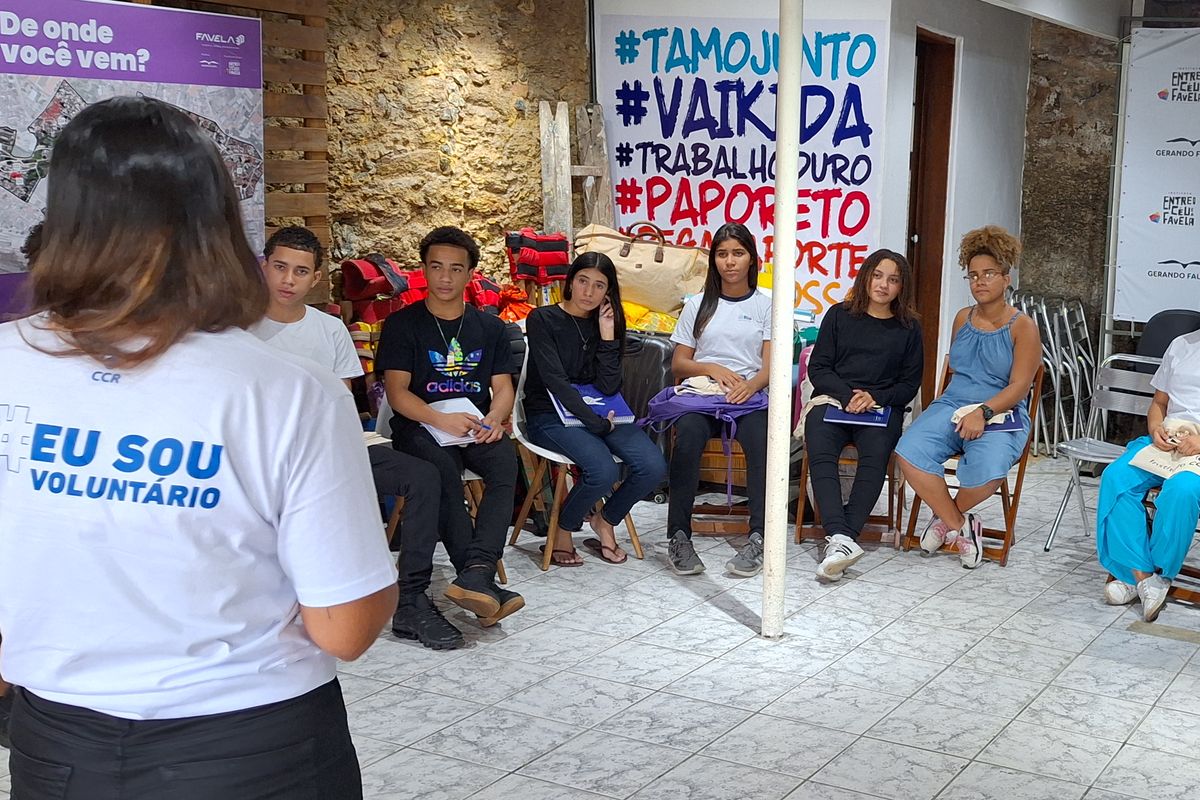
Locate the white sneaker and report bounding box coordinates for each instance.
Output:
[919,517,951,554]
[955,514,984,570]
[1137,574,1170,622]
[1104,580,1138,606]
[816,534,865,581]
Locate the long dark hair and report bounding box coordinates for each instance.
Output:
[26,96,265,367]
[563,251,626,348]
[693,223,760,341]
[843,248,917,327]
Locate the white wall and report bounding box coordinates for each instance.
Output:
[981,0,1129,41]
[880,0,1032,362]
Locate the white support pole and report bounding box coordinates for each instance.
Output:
[761,0,804,639]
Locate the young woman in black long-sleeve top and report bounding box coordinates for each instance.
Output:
[523,253,667,566]
[806,248,923,581]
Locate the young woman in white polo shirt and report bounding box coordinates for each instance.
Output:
[665,223,772,578]
[0,97,398,799]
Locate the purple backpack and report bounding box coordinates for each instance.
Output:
[641,388,768,500]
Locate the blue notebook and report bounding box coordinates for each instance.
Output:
[824,405,892,427]
[982,414,1023,433]
[550,384,636,427]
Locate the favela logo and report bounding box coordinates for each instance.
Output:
[1150,213,1162,223]
[1159,89,1170,100]
[1156,194,1197,226]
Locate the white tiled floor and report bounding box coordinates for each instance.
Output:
[337,455,1200,800]
[4,456,1199,799]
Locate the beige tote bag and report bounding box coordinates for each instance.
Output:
[573,222,708,315]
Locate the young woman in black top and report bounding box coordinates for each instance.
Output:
[523,253,667,565]
[806,248,923,581]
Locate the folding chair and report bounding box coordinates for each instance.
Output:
[376,401,507,585]
[794,446,903,546]
[508,357,642,570]
[1043,354,1161,551]
[901,358,1045,566]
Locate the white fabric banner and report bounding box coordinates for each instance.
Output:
[1114,28,1200,322]
[593,0,890,326]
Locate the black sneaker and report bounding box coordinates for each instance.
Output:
[478,583,525,628]
[444,565,502,618]
[0,690,13,749]
[392,593,464,650]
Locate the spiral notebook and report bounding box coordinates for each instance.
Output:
[550,385,635,427]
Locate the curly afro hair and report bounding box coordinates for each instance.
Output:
[958,225,1021,271]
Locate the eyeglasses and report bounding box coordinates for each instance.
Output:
[964,270,1007,284]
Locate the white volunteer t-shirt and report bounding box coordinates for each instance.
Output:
[249,306,364,380]
[0,319,397,720]
[671,290,772,379]
[1151,329,1200,425]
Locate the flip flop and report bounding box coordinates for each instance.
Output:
[583,537,628,565]
[540,545,583,567]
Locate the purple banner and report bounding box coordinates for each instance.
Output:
[0,0,261,89]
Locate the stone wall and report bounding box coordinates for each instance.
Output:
[1018,19,1118,327]
[325,0,589,275]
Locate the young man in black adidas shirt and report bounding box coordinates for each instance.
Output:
[376,227,522,646]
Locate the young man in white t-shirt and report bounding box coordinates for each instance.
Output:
[250,227,465,651]
[1096,329,1200,623]
[250,226,362,381]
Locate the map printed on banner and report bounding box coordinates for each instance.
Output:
[595,2,889,327]
[1115,28,1200,322]
[0,0,263,310]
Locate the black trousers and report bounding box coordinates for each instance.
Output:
[804,410,903,540]
[6,680,361,800]
[667,410,768,537]
[393,428,517,575]
[368,444,442,597]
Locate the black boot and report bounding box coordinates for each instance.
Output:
[444,564,502,618]
[392,593,464,650]
[478,582,525,628]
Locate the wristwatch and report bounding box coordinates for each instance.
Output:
[978,404,995,421]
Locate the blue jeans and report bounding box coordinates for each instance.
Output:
[525,413,667,531]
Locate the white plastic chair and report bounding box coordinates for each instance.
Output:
[1043,353,1161,552]
[508,353,642,570]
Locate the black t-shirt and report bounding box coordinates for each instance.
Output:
[375,303,516,437]
[523,305,623,436]
[807,301,924,410]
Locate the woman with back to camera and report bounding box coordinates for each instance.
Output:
[664,223,773,578]
[895,225,1041,569]
[0,97,397,799]
[806,249,923,581]
[522,252,667,565]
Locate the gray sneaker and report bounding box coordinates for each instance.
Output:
[726,531,764,577]
[668,531,706,575]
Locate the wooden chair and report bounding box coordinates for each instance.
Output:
[508,360,642,571]
[900,358,1045,566]
[690,437,751,535]
[794,446,903,546]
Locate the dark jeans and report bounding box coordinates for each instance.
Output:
[525,413,667,531]
[393,428,517,574]
[805,410,903,540]
[368,444,442,597]
[667,410,768,538]
[7,680,360,800]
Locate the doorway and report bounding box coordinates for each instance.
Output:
[906,29,956,404]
